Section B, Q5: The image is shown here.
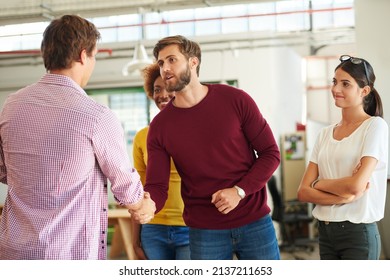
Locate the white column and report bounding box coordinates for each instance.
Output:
[355,0,390,260]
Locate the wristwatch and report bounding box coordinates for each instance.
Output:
[234,185,246,199]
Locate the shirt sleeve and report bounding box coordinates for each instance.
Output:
[92,108,144,206]
[362,117,389,169]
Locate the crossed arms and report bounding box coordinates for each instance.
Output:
[297,156,377,206]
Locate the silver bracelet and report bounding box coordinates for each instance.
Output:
[310,179,319,189]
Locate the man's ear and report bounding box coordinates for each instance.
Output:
[189,56,199,69]
[79,49,87,65]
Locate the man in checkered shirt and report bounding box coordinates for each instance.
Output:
[0,15,155,260]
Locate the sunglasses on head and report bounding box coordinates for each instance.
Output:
[339,55,370,85]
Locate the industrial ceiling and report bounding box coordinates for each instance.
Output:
[0,0,355,67]
[0,0,279,25]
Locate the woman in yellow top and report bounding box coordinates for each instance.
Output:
[131,63,189,259]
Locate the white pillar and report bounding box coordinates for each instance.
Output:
[355,0,390,259]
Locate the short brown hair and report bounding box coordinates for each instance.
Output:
[41,15,101,71]
[153,35,201,76]
[142,63,161,99]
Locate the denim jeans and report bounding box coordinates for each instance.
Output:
[189,215,280,260]
[318,220,381,260]
[141,224,190,260]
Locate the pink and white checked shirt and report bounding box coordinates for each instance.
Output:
[0,74,144,259]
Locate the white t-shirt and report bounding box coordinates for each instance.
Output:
[310,117,388,223]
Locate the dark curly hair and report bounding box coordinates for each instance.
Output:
[142,63,161,99]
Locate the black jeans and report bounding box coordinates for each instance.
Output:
[318,220,381,260]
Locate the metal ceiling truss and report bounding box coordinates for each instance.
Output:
[0,0,277,25]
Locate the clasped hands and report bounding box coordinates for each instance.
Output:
[128,192,156,224]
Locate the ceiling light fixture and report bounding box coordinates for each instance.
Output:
[122,42,153,76]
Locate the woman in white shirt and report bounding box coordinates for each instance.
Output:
[298,55,388,260]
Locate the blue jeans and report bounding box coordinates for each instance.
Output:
[318,220,381,260]
[141,224,190,260]
[189,215,280,260]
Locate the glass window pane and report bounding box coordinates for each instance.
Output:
[145,12,168,40]
[145,24,169,40]
[93,14,142,43]
[275,0,309,32]
[117,26,141,42]
[0,37,16,51]
[195,7,221,36]
[168,22,194,37]
[164,9,195,36]
[0,22,46,51]
[195,6,221,19]
[248,3,277,32]
[221,4,247,17]
[221,18,248,34]
[333,1,355,27]
[311,0,336,29]
[195,20,221,36]
[88,89,149,157]
[21,34,42,49]
[99,28,118,43]
[115,14,140,25]
[221,5,248,34]
[2,22,46,36]
[311,0,354,29]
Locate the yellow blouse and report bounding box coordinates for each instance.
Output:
[132,126,186,226]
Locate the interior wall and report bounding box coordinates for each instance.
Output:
[354,0,390,260]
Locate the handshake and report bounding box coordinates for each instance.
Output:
[127,192,156,224]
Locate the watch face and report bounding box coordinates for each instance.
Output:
[235,186,245,198]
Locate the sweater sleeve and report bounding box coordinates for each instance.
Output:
[144,123,171,212]
[235,91,280,195]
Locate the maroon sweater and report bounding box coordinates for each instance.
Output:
[145,84,280,229]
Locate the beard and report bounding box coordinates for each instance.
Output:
[165,64,191,92]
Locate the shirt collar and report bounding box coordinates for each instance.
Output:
[39,73,87,96]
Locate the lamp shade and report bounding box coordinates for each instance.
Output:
[122,42,153,76]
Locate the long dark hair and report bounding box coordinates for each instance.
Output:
[336,58,383,117]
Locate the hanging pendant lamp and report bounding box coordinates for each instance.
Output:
[122,42,153,76]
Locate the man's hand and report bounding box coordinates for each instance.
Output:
[211,187,241,214]
[128,192,156,224]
